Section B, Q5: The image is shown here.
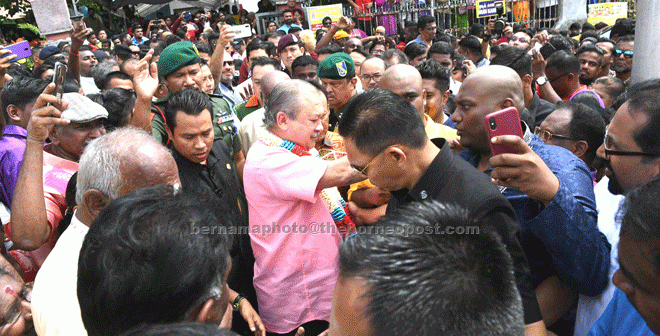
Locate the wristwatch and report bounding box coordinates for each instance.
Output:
[232,294,245,311]
[536,76,548,86]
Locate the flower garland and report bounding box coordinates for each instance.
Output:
[259,131,356,238]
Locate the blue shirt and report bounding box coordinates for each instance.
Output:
[132,36,149,45]
[588,288,656,336]
[460,123,611,295]
[406,36,428,48]
[276,23,301,34]
[0,125,27,208]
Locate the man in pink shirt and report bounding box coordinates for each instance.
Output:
[244,79,363,336]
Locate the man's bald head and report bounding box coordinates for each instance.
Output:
[380,64,426,119]
[465,65,525,114]
[452,65,526,154]
[77,127,180,206]
[261,70,291,102]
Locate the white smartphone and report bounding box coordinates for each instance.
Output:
[233,24,252,39]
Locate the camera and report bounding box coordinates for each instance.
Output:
[492,2,507,39]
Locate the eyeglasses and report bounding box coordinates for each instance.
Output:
[603,126,660,158]
[0,282,33,329]
[350,147,388,175]
[360,73,382,82]
[424,26,437,31]
[534,127,577,142]
[509,36,528,44]
[614,49,633,58]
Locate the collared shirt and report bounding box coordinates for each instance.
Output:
[460,123,611,296]
[587,288,655,336]
[0,125,27,208]
[276,23,301,34]
[575,176,626,336]
[80,76,100,95]
[528,91,556,127]
[245,138,339,333]
[476,57,490,68]
[5,144,78,281]
[171,139,245,225]
[132,36,149,45]
[237,108,266,156]
[32,212,89,336]
[216,82,243,109]
[406,36,428,48]
[388,138,542,324]
[234,95,260,121]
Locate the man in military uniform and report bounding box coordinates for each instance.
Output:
[318,53,358,132]
[152,41,245,173]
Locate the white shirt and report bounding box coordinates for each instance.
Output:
[32,212,90,336]
[574,177,625,336]
[238,108,266,156]
[79,76,100,95]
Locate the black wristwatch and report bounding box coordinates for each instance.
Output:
[232,294,245,311]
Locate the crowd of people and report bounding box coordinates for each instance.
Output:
[0,5,655,336]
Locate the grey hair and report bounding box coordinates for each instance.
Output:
[76,127,160,204]
[263,79,320,129]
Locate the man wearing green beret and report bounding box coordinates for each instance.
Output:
[318,52,358,132]
[152,36,246,174]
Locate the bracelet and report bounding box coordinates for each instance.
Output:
[70,50,80,57]
[232,294,245,311]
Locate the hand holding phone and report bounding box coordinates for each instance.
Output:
[484,107,523,156]
[2,41,29,62]
[50,62,67,104]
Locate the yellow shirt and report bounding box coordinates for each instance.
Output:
[347,115,458,199]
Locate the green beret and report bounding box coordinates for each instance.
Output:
[157,41,201,78]
[317,52,355,80]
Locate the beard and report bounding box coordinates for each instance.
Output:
[611,62,631,73]
[284,18,293,25]
[606,161,625,194]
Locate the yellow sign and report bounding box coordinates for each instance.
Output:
[588,2,628,26]
[304,4,343,31]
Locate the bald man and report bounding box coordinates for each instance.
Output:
[237,71,291,155]
[452,65,610,328]
[380,64,457,140]
[359,57,385,91]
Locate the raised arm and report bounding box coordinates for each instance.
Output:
[68,24,90,82]
[131,49,158,133]
[210,24,235,88]
[9,84,70,250]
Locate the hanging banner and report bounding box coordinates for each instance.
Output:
[588,2,627,26]
[476,0,506,18]
[304,4,343,31]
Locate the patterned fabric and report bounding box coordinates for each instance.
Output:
[374,0,397,35]
[259,130,355,237]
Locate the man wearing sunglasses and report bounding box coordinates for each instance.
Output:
[611,35,634,85]
[508,30,532,49]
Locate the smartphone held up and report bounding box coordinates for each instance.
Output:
[484,107,523,156]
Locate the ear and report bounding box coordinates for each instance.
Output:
[82,189,111,218]
[165,123,174,140]
[522,74,533,89]
[421,88,427,108]
[49,126,61,146]
[387,146,407,169]
[441,90,451,107]
[300,46,305,55]
[500,98,516,109]
[452,59,457,69]
[349,76,358,89]
[6,105,21,122]
[194,297,225,324]
[571,140,589,159]
[276,111,289,130]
